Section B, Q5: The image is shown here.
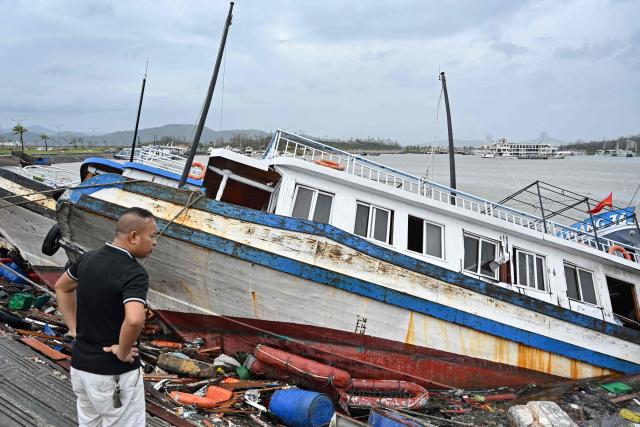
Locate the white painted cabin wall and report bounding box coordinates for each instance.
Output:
[270,166,640,324]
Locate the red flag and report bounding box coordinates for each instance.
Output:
[589,192,612,214]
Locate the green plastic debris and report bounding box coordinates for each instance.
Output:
[236,366,251,380]
[8,293,34,310]
[600,381,634,394]
[32,294,51,309]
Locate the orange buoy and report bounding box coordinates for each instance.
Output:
[205,385,233,403]
[150,339,183,349]
[314,159,345,171]
[170,391,221,409]
[189,162,206,180]
[608,245,632,260]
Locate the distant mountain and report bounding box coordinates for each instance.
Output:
[413,139,486,147]
[7,124,268,146]
[97,124,268,146]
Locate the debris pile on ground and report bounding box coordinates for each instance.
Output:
[1,248,640,426]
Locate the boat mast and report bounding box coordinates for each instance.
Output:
[439,72,457,198]
[129,63,148,162]
[179,2,234,188]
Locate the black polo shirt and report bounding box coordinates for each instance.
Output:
[67,242,148,375]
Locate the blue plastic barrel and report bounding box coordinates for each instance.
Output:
[269,388,334,427]
[368,409,423,427]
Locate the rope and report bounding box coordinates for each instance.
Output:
[628,183,640,208]
[424,85,443,181]
[0,180,147,212]
[218,43,227,132]
[142,190,204,266]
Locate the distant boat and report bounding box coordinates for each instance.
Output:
[481,138,562,159]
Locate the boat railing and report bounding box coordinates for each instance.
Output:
[132,146,186,175]
[265,130,640,263]
[18,165,80,188]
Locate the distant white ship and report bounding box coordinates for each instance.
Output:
[481,138,564,159]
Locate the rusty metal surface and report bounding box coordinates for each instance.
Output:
[0,333,173,426]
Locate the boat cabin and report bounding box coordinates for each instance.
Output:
[200,130,640,329]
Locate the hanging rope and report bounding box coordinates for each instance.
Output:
[424,84,444,181]
[0,179,146,211]
[142,190,204,266]
[628,183,640,208]
[218,43,227,132]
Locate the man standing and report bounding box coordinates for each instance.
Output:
[56,207,158,426]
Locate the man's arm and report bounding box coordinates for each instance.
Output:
[54,272,78,337]
[103,301,145,363]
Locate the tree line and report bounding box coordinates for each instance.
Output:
[559,135,640,154]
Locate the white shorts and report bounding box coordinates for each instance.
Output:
[70,367,146,427]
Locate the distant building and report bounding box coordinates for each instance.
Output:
[0,141,20,148]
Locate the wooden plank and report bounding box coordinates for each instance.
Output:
[611,391,640,403]
[20,337,70,360]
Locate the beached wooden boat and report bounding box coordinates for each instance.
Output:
[50,130,640,389]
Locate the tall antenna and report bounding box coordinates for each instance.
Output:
[130,61,149,162]
[179,2,235,187]
[439,72,456,200]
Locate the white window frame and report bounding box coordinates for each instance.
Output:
[463,232,499,280]
[563,263,598,306]
[407,216,445,260]
[355,201,393,245]
[291,184,334,223]
[514,248,546,291]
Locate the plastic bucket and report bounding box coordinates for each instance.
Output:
[269,388,334,427]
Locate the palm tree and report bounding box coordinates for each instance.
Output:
[39,133,50,151]
[12,124,28,152]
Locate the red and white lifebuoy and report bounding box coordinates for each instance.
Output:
[338,379,429,410]
[608,245,632,261]
[188,162,206,180]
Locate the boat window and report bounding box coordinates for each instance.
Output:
[407,215,443,259]
[354,204,370,237]
[463,233,498,279]
[606,276,640,329]
[514,249,546,291]
[291,185,333,224]
[563,263,597,305]
[355,202,393,244]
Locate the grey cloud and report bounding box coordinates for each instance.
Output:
[491,41,528,57]
[283,0,532,42]
[82,2,116,18]
[554,40,621,61]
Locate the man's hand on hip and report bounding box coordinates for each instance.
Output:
[103,344,139,363]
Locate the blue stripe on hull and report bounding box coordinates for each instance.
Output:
[71,194,640,374]
[112,179,640,346]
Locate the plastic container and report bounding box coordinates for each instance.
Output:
[269,388,334,427]
[368,409,423,427]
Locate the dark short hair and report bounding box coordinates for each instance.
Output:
[116,207,155,235]
[121,207,154,219]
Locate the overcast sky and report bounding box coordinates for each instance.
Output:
[1,0,638,144]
